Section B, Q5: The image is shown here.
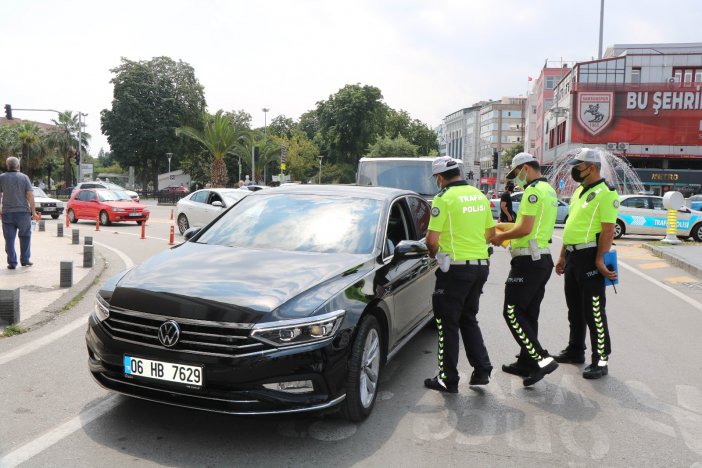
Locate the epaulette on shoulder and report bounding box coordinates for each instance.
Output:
[604,181,616,191]
[436,187,448,197]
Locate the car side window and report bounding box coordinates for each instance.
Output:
[76,191,87,202]
[650,198,664,210]
[209,193,223,205]
[512,192,522,202]
[191,191,209,203]
[407,196,430,240]
[384,200,411,257]
[622,197,647,209]
[86,191,97,202]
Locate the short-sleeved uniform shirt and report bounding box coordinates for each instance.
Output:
[428,181,494,261]
[563,179,620,245]
[0,170,32,213]
[511,178,558,249]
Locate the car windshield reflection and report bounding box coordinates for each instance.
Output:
[197,194,381,254]
[98,190,133,202]
[33,187,48,197]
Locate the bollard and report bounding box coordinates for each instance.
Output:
[57,223,63,237]
[84,236,93,245]
[38,220,45,232]
[60,261,73,288]
[65,214,70,228]
[72,229,80,245]
[95,216,100,231]
[169,225,175,245]
[662,191,683,245]
[83,245,94,268]
[141,221,146,239]
[0,288,20,326]
[170,209,174,220]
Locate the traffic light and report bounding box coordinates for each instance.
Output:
[253,146,260,158]
[4,104,12,120]
[492,149,499,169]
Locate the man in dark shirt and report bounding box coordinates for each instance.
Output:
[0,157,40,269]
[499,182,516,222]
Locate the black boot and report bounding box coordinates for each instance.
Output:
[424,376,458,393]
[523,358,559,386]
[502,360,538,377]
[553,347,585,364]
[583,359,609,379]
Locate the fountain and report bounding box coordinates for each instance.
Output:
[545,147,645,199]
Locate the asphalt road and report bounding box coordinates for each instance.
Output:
[1,202,702,467]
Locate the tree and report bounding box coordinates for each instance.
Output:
[101,56,206,189]
[383,108,438,155]
[501,143,524,167]
[267,115,297,139]
[367,135,418,158]
[281,130,319,182]
[176,111,241,187]
[15,122,46,182]
[46,111,90,186]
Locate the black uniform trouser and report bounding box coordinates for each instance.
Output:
[503,254,553,365]
[564,247,612,361]
[432,264,491,384]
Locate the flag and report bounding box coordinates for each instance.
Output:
[528,76,533,81]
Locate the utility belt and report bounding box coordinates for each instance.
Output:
[564,241,597,252]
[510,247,551,259]
[450,259,490,266]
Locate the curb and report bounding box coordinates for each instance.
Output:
[641,243,702,279]
[17,251,107,332]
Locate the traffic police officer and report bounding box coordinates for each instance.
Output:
[424,157,496,393]
[490,153,559,386]
[555,148,619,379]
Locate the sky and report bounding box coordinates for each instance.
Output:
[3,0,702,155]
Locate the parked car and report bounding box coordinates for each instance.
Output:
[239,184,267,192]
[615,194,702,241]
[164,185,189,194]
[67,189,150,226]
[490,192,570,224]
[687,194,702,211]
[86,185,436,420]
[175,188,250,234]
[73,181,140,202]
[32,186,64,219]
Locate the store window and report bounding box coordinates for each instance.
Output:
[631,67,641,84]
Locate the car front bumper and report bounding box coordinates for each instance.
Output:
[85,315,350,415]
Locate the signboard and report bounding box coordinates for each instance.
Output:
[572,85,702,146]
[480,177,497,185]
[80,163,93,176]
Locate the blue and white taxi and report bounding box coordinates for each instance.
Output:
[615,195,702,241]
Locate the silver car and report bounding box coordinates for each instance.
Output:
[490,192,570,224]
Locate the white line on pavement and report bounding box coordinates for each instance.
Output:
[0,395,121,468]
[100,231,170,242]
[0,243,133,367]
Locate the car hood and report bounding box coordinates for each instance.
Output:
[109,241,373,324]
[35,196,63,204]
[104,201,147,209]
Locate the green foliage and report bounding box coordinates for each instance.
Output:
[267,115,297,139]
[383,108,439,155]
[282,130,319,182]
[101,56,206,189]
[501,143,524,166]
[47,111,90,186]
[367,135,418,158]
[320,162,356,184]
[2,323,26,337]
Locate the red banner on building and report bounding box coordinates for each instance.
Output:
[480,177,497,185]
[572,85,702,145]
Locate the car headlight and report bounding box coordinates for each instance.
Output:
[93,294,110,322]
[111,208,126,212]
[251,310,345,347]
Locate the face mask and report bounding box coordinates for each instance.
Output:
[435,176,442,190]
[571,165,589,183]
[514,167,528,189]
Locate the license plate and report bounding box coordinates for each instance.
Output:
[123,355,203,387]
[43,207,55,211]
[128,212,142,217]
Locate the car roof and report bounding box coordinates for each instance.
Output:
[620,194,660,199]
[358,156,463,162]
[252,184,417,201]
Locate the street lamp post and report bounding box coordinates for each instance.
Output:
[318,155,324,184]
[262,108,269,184]
[166,153,173,187]
[77,112,87,182]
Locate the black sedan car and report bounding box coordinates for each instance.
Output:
[86,185,437,421]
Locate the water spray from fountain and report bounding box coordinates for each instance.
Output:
[545,147,645,199]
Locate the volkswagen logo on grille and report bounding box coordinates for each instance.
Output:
[158,320,181,347]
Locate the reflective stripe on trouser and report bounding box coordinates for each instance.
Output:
[564,249,612,359]
[432,265,492,384]
[503,255,553,363]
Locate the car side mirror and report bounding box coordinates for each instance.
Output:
[391,240,428,263]
[211,201,224,208]
[183,227,202,241]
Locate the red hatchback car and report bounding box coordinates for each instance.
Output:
[67,189,150,226]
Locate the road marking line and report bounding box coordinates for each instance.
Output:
[104,231,170,242]
[0,243,133,367]
[0,395,121,468]
[665,276,698,284]
[638,262,670,270]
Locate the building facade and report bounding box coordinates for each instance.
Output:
[477,97,526,189]
[544,42,702,195]
[439,103,484,183]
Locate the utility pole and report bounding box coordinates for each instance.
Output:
[598,0,605,59]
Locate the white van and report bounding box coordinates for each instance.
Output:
[357,157,465,199]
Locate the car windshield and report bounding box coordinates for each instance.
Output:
[358,160,440,196]
[197,194,381,254]
[33,187,48,198]
[104,182,126,191]
[98,190,132,202]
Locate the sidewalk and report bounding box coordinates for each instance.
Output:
[642,242,702,278]
[0,219,104,330]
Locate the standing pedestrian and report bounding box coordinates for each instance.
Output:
[0,157,40,269]
[424,156,496,393]
[554,148,619,379]
[490,153,559,386]
[499,181,516,222]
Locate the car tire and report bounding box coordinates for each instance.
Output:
[177,214,189,235]
[136,220,144,225]
[562,215,568,224]
[614,220,625,239]
[692,223,702,242]
[339,315,383,422]
[51,214,59,219]
[99,210,111,226]
[68,209,77,223]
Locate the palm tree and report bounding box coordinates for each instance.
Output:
[176,111,241,187]
[46,111,90,186]
[15,122,44,181]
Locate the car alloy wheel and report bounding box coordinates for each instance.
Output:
[68,209,77,223]
[340,315,382,421]
[100,210,111,226]
[177,214,189,234]
[614,220,624,239]
[692,223,702,242]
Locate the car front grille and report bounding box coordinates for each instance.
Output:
[42,203,56,207]
[102,306,271,357]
